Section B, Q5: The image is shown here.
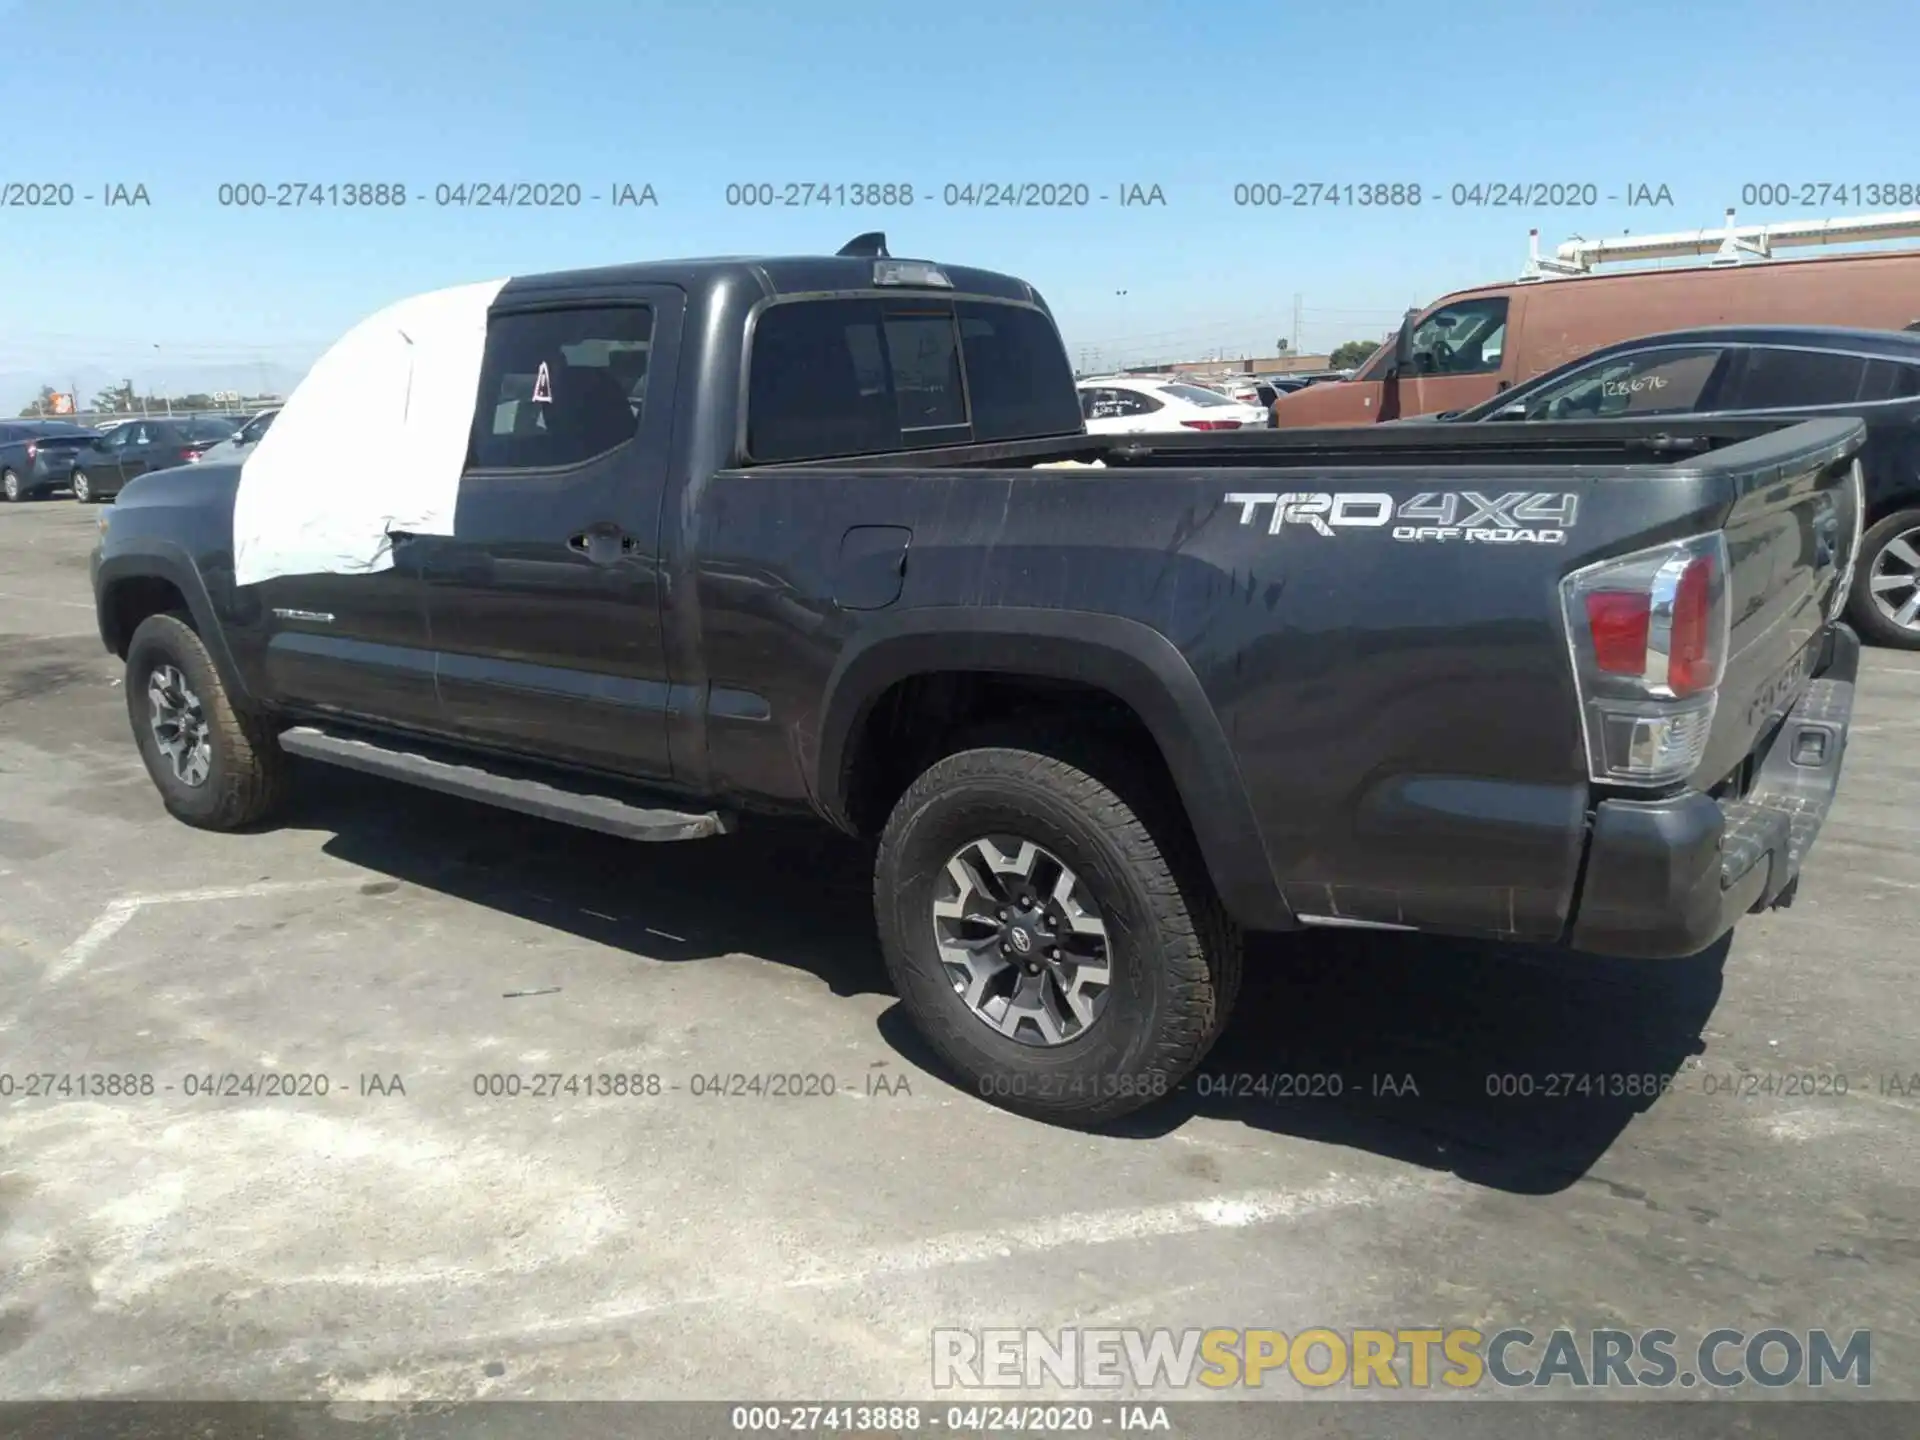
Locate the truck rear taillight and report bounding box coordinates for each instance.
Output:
[1561,532,1729,787]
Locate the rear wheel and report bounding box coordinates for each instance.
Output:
[1850,507,1920,650]
[874,740,1241,1125]
[70,470,94,504]
[125,612,290,829]
[1,469,21,502]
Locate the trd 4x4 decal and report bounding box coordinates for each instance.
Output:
[1225,490,1580,545]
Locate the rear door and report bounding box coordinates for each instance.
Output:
[420,285,683,781]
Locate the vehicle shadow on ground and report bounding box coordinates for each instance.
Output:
[289,766,1723,1196]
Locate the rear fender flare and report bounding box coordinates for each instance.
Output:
[815,606,1294,932]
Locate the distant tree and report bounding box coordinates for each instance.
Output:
[16,385,61,417]
[91,382,135,413]
[1328,339,1380,370]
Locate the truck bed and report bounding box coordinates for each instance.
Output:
[764,415,1837,474]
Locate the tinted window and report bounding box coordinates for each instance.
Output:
[1731,348,1867,409]
[1409,298,1509,376]
[1859,359,1920,402]
[470,306,652,471]
[885,311,968,433]
[1516,347,1725,420]
[748,298,1081,462]
[957,302,1081,441]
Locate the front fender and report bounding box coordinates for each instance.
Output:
[94,541,255,708]
[816,606,1294,932]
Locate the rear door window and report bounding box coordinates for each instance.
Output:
[747,297,1080,462]
[1728,348,1868,409]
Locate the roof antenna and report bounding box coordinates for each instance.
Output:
[837,231,889,258]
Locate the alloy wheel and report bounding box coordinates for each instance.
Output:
[71,471,92,503]
[147,663,212,787]
[931,835,1112,1046]
[1869,524,1920,634]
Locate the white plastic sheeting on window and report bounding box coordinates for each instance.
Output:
[231,277,509,588]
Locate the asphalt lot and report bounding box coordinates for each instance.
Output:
[0,496,1915,1408]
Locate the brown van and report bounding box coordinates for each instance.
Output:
[1273,247,1920,427]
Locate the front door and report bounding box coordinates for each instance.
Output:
[1394,294,1520,419]
[420,286,681,782]
[251,559,442,733]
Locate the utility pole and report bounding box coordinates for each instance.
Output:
[1114,290,1129,369]
[1292,293,1302,355]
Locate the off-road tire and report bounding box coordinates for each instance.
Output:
[874,739,1242,1125]
[1849,507,1920,650]
[126,611,291,829]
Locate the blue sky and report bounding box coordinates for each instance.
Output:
[3,0,1915,409]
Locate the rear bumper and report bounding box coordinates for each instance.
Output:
[1567,624,1859,959]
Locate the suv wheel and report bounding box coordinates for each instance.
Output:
[1,469,21,502]
[874,740,1241,1124]
[125,612,290,829]
[1850,507,1920,650]
[70,470,94,504]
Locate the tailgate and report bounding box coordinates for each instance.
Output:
[1555,418,1863,798]
[1692,421,1863,793]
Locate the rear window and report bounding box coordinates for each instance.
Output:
[1157,383,1235,406]
[747,297,1080,462]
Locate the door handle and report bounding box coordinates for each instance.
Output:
[568,529,637,564]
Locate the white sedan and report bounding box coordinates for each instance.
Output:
[1077,378,1269,434]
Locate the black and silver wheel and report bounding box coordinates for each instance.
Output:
[146,663,213,787]
[933,835,1113,1047]
[875,741,1241,1124]
[70,469,94,504]
[126,611,290,829]
[1,469,21,502]
[1850,507,1920,650]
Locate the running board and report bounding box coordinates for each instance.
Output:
[277,726,730,842]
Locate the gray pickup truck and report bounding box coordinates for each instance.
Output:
[90,236,1865,1122]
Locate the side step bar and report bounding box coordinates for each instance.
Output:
[277,726,730,843]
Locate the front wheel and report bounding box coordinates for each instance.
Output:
[1849,507,1920,650]
[70,470,94,504]
[125,612,291,829]
[874,742,1241,1124]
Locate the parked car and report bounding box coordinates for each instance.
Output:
[69,416,239,502]
[194,407,281,465]
[1439,325,1920,650]
[0,421,103,501]
[1078,376,1268,432]
[1275,245,1920,428]
[91,237,1862,1123]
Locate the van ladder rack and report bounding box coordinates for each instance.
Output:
[1521,207,1920,279]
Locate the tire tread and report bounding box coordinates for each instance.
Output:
[876,734,1241,1123]
[127,612,290,829]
